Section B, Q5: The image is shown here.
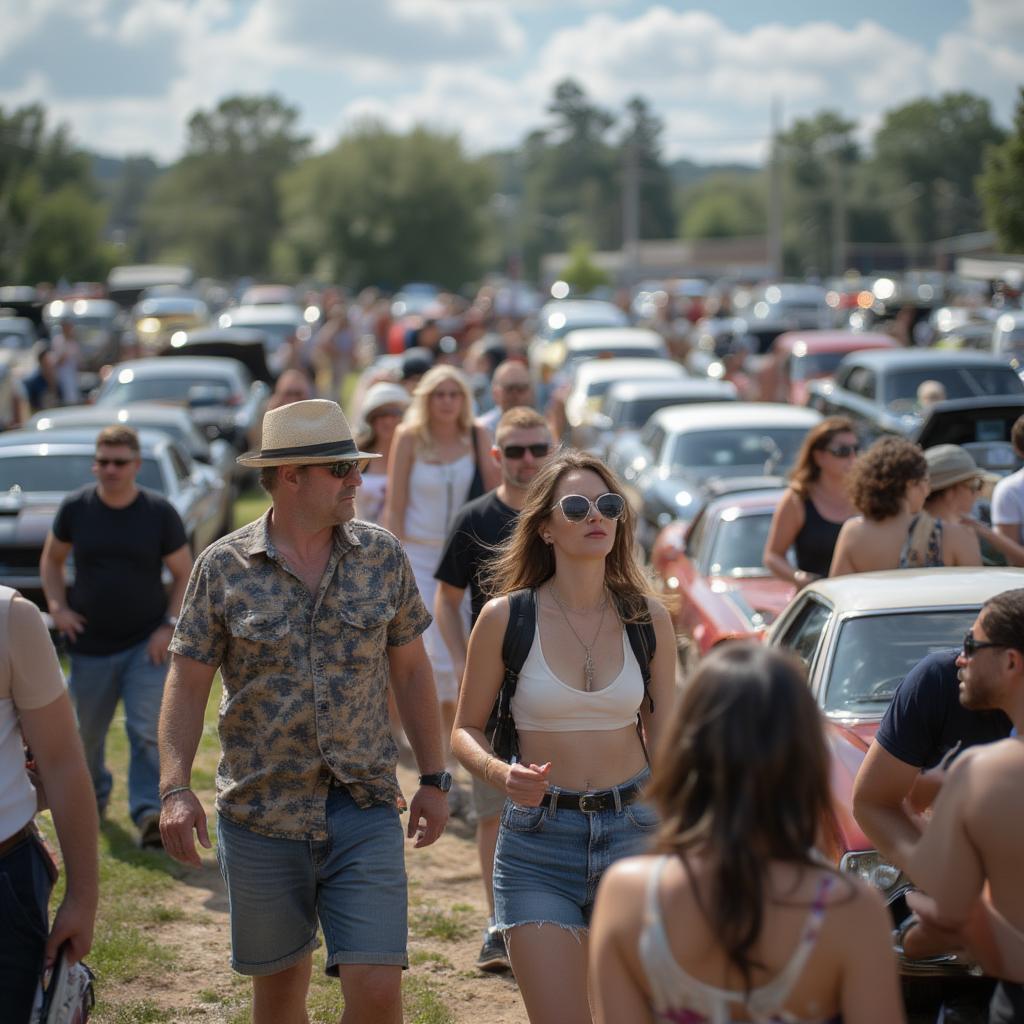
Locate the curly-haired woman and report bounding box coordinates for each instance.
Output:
[452,450,676,1024]
[829,436,929,575]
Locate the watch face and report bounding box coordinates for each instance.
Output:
[422,771,453,792]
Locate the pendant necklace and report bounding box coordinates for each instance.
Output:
[549,585,608,691]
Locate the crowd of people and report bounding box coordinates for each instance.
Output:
[3,318,1024,1024]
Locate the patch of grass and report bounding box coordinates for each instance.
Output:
[410,949,454,969]
[89,923,177,983]
[148,904,187,924]
[234,487,270,527]
[101,1001,174,1023]
[196,988,222,1004]
[412,906,472,942]
[404,975,455,1024]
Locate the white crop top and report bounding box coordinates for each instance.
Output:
[510,621,644,732]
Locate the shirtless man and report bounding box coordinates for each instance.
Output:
[906,588,1024,1022]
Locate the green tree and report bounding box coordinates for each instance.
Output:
[560,241,609,294]
[873,92,1005,244]
[21,184,118,283]
[277,123,494,289]
[978,87,1024,252]
[679,173,766,239]
[621,96,675,240]
[140,94,310,277]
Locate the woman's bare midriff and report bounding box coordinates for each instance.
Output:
[516,724,648,791]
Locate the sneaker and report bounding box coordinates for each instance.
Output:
[476,929,510,973]
[137,812,163,850]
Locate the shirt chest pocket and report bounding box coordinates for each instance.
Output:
[228,610,290,646]
[333,602,395,658]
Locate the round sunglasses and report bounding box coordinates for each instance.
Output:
[549,492,626,523]
[824,443,860,458]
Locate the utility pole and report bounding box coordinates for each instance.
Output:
[831,145,846,276]
[768,98,783,279]
[622,132,640,287]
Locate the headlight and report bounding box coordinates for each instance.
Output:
[840,850,903,894]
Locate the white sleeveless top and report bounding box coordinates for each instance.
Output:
[510,622,644,732]
[355,471,388,524]
[403,453,475,544]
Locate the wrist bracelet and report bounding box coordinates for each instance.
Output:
[159,786,192,802]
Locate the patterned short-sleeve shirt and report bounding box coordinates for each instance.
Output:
[169,510,431,840]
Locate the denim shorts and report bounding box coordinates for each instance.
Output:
[216,784,408,976]
[492,767,656,935]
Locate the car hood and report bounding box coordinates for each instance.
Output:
[0,493,61,544]
[825,720,879,854]
[723,577,796,619]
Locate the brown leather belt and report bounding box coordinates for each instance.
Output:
[0,823,34,859]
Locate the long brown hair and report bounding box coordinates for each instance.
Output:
[481,450,657,622]
[647,642,837,990]
[788,416,855,497]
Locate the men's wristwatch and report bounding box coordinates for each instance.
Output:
[418,771,453,793]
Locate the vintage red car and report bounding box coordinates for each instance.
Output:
[650,484,795,675]
[759,329,897,406]
[768,566,1024,980]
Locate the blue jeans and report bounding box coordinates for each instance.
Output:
[69,638,167,826]
[0,830,55,1023]
[216,784,408,977]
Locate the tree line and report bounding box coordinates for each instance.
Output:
[1,81,1022,288]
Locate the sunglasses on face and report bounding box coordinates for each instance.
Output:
[325,459,369,479]
[95,457,133,467]
[550,492,626,523]
[502,443,550,460]
[371,406,405,419]
[824,443,860,458]
[964,477,984,493]
[962,630,1006,658]
[501,382,531,393]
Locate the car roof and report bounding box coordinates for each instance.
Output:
[0,426,173,453]
[28,403,195,430]
[703,486,788,515]
[564,328,665,351]
[106,357,243,378]
[540,299,625,322]
[772,330,896,353]
[800,567,1024,613]
[838,348,1015,370]
[221,304,305,324]
[45,298,119,317]
[607,378,737,401]
[651,402,822,432]
[571,357,683,386]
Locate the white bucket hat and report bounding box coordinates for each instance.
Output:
[237,399,382,468]
[359,381,411,425]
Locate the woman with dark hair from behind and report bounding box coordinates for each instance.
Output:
[829,436,929,575]
[452,450,677,1024]
[764,417,858,589]
[589,643,904,1024]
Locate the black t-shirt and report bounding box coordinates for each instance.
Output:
[52,485,188,655]
[434,490,518,626]
[875,649,1012,769]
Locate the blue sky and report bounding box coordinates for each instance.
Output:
[1,1,1020,165]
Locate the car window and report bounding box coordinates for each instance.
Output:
[706,512,774,577]
[844,367,876,400]
[100,376,234,404]
[824,609,977,716]
[777,597,831,669]
[641,423,665,455]
[0,454,164,493]
[684,507,709,558]
[167,446,191,485]
[885,366,1024,410]
[670,428,807,472]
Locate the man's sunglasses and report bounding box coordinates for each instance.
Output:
[824,443,860,458]
[95,457,134,467]
[962,630,1006,658]
[550,492,626,523]
[500,382,531,393]
[502,443,550,460]
[325,459,369,479]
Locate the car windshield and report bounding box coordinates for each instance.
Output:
[998,328,1024,353]
[566,347,661,370]
[670,427,806,472]
[706,512,774,577]
[137,298,205,316]
[100,377,235,404]
[885,366,1024,410]
[791,351,847,380]
[0,455,164,493]
[824,609,978,716]
[224,320,298,350]
[612,395,718,428]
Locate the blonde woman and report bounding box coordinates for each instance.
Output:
[384,366,499,775]
[452,451,676,1024]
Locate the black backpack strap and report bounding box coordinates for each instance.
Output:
[623,601,656,714]
[491,587,536,762]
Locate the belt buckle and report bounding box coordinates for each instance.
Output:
[578,792,599,812]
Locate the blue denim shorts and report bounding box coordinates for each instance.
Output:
[492,767,656,935]
[216,784,408,976]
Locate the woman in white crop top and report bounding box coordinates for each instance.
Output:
[452,451,676,1024]
[588,644,904,1024]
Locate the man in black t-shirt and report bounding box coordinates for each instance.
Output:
[853,649,1011,868]
[434,406,553,972]
[40,425,192,847]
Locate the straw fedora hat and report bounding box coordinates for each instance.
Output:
[237,399,382,468]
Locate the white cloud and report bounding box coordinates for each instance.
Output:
[968,0,1024,45]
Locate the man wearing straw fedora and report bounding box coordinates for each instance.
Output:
[157,399,449,1024]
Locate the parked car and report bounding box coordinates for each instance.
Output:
[107,264,194,309]
[913,394,1024,477]
[160,327,274,384]
[734,283,830,353]
[605,378,738,479]
[43,298,123,371]
[651,485,795,673]
[628,402,822,552]
[0,427,228,607]
[806,349,1024,440]
[992,310,1024,363]
[131,295,209,354]
[26,404,237,525]
[94,357,269,451]
[217,303,307,371]
[768,566,1024,978]
[760,330,897,406]
[237,284,298,307]
[564,357,685,450]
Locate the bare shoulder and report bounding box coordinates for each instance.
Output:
[820,869,891,932]
[646,596,673,630]
[599,855,658,902]
[475,595,512,635]
[10,593,47,632]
